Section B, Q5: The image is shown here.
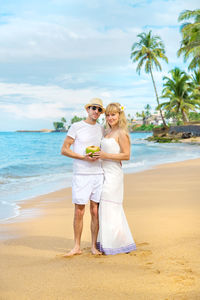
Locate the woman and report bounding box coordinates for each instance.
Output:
[96,102,136,255]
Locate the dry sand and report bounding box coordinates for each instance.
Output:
[0,158,200,300]
[180,137,200,144]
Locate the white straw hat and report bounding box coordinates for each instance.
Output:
[84,98,105,113]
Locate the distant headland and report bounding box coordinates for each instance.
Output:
[16,129,67,133]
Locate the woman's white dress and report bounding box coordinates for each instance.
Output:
[97,138,136,255]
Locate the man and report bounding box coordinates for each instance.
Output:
[61,98,105,256]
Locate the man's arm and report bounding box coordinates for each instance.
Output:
[61,136,98,161]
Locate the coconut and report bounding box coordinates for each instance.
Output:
[85,146,100,157]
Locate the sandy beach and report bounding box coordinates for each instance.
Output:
[0,158,200,300]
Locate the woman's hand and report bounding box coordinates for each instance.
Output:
[93,150,107,160]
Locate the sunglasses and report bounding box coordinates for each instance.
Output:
[90,106,102,113]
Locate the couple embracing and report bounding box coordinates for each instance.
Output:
[61,98,136,256]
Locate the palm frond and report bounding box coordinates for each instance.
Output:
[178,9,200,70]
[178,9,200,22]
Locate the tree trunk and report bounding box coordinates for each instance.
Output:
[149,67,167,128]
[182,110,189,124]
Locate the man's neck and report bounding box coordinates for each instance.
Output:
[85,117,97,125]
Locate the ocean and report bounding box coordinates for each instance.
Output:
[0,131,200,223]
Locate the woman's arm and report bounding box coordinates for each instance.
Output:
[97,131,130,161]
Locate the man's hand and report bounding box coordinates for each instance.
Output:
[83,152,100,162]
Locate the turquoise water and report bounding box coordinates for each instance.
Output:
[0,131,200,222]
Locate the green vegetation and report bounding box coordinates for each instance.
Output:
[178,9,200,70]
[130,30,168,127]
[158,67,200,124]
[53,115,86,131]
[136,104,152,125]
[189,111,200,121]
[53,10,200,135]
[146,136,180,143]
[61,117,66,123]
[130,124,155,132]
[53,121,65,131]
[130,9,200,129]
[71,115,86,124]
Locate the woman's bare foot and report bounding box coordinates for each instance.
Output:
[91,247,102,255]
[61,247,82,257]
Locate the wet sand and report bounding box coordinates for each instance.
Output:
[0,158,200,300]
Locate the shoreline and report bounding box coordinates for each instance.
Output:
[1,156,200,228]
[0,158,200,299]
[1,154,200,225]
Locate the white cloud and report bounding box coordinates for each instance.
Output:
[0,82,92,104]
[0,103,65,119]
[0,81,112,119]
[0,78,159,121]
[1,21,138,62]
[0,0,195,63]
[0,0,198,130]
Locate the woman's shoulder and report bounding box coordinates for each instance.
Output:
[117,128,128,137]
[117,128,130,144]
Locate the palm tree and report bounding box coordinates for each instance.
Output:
[61,117,67,123]
[144,104,151,117]
[192,70,200,91]
[191,70,200,106]
[130,30,168,127]
[158,67,200,124]
[61,117,67,129]
[178,9,200,70]
[136,104,152,125]
[136,111,147,125]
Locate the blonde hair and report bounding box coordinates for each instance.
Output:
[105,102,129,136]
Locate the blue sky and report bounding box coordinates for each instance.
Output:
[0,0,199,131]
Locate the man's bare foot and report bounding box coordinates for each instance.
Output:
[91,247,102,255]
[61,247,82,257]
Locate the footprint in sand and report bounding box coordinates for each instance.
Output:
[168,257,195,284]
[129,249,152,258]
[145,261,154,270]
[184,268,193,273]
[129,252,137,256]
[137,242,150,247]
[138,249,152,257]
[129,242,151,257]
[172,274,195,286]
[176,259,188,265]
[169,257,188,266]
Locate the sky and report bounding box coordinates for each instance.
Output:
[0,0,199,131]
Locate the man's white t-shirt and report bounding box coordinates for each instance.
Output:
[67,120,103,174]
